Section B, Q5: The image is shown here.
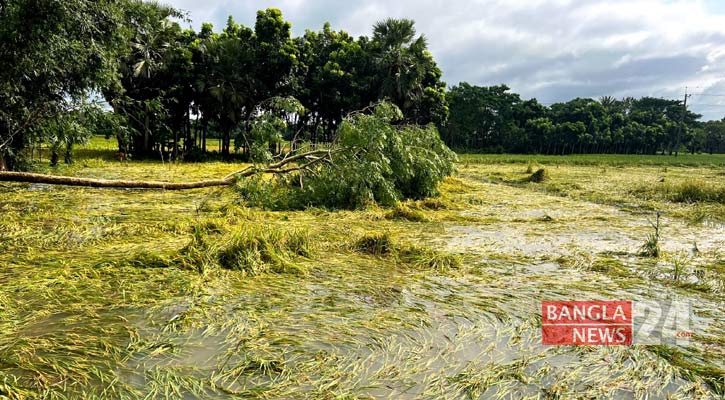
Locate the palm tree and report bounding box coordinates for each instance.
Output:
[372,18,417,49]
[599,96,616,111]
[120,13,180,154]
[372,18,428,114]
[130,20,176,79]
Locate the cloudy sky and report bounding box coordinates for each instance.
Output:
[166,0,725,120]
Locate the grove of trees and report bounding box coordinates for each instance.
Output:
[1,1,723,173]
[441,83,723,155]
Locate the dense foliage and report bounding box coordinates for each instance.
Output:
[2,1,723,172]
[238,102,457,209]
[103,10,448,159]
[29,101,115,166]
[0,0,137,169]
[441,84,722,155]
[1,3,448,167]
[692,120,725,154]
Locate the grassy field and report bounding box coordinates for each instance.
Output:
[0,137,723,399]
[458,153,725,167]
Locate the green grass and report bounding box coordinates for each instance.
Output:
[459,152,725,166]
[649,345,725,396]
[179,224,313,275]
[457,158,725,222]
[352,231,397,255]
[640,233,661,257]
[631,179,725,204]
[385,203,430,222]
[398,243,462,271]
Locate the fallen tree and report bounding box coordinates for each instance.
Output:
[236,102,458,209]
[0,149,336,190]
[0,103,457,205]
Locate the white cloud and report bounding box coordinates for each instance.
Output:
[166,0,725,120]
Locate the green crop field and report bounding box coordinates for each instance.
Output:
[1,137,723,399]
[458,153,725,167]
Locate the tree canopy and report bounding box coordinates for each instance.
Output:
[100,7,450,160]
[441,83,714,155]
[1,1,722,172]
[237,102,456,209]
[1,2,451,168]
[0,0,139,169]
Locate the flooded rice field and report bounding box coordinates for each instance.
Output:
[1,157,723,399]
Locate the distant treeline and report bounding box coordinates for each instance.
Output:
[441,84,725,155]
[2,1,723,171]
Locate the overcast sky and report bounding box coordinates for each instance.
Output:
[166,0,725,120]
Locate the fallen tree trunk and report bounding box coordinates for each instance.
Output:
[0,149,337,190]
[0,171,234,190]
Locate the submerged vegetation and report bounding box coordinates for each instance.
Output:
[1,138,723,398]
[640,213,662,258]
[180,225,314,275]
[352,232,461,270]
[353,232,397,256]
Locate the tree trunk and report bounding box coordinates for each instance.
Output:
[50,148,59,166]
[144,113,150,155]
[221,129,231,156]
[0,171,233,190]
[202,119,208,152]
[0,149,335,190]
[64,142,73,164]
[173,126,179,160]
[192,116,198,150]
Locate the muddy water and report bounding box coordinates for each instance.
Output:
[444,187,724,258]
[106,181,725,398]
[6,175,722,398]
[115,248,721,398]
[444,219,724,258]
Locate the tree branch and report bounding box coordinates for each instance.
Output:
[0,148,344,190]
[223,148,339,180]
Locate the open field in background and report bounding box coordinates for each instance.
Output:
[34,136,725,166]
[459,153,725,167]
[0,137,723,399]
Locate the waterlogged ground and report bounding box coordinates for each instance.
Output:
[0,141,724,399]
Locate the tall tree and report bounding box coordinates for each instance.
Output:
[441,83,539,151]
[253,8,297,100]
[197,16,257,156]
[102,2,186,157]
[371,18,448,125]
[293,23,376,141]
[0,0,135,170]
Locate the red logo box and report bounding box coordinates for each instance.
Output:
[542,301,633,345]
